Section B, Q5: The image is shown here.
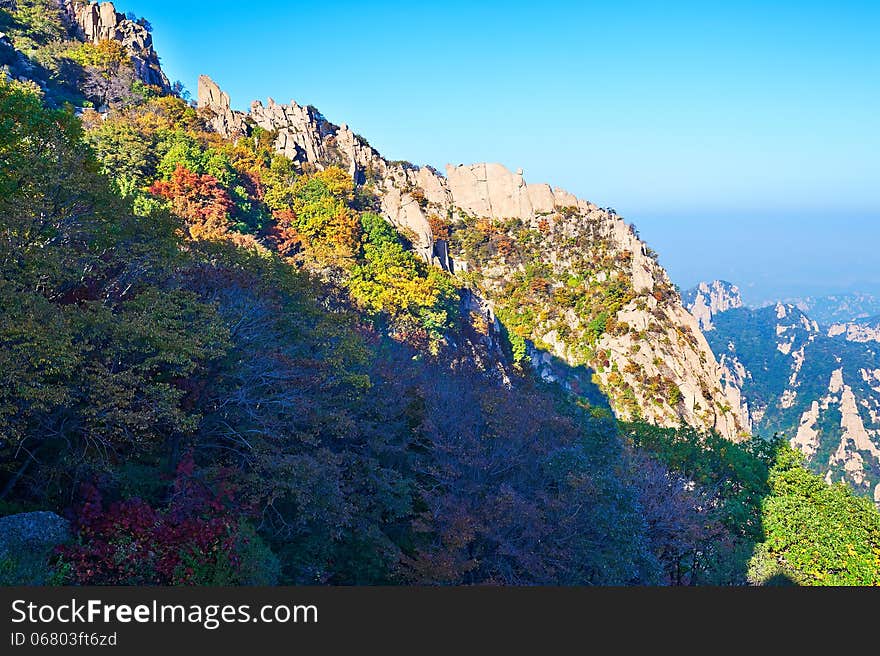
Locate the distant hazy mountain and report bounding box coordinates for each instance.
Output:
[3,0,880,588]
[828,316,880,344]
[686,284,880,505]
[773,293,880,327]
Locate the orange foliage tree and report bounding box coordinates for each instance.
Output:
[427,213,451,242]
[149,164,234,240]
[265,208,302,258]
[286,167,361,267]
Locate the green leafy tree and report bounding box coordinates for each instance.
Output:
[622,422,776,584]
[156,129,236,186]
[750,445,880,586]
[0,79,121,290]
[286,166,361,266]
[85,117,156,193]
[2,0,68,54]
[0,79,227,503]
[348,213,459,351]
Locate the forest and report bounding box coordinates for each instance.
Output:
[1,0,879,587]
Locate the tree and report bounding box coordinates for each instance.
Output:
[0,79,124,290]
[85,117,155,193]
[621,422,775,584]
[149,164,235,240]
[156,130,235,186]
[750,445,880,586]
[225,128,297,212]
[2,0,67,53]
[66,40,138,107]
[0,80,228,506]
[286,166,361,267]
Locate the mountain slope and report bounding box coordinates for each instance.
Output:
[687,286,880,505]
[0,2,747,585]
[3,0,880,587]
[64,0,169,92]
[1,0,169,107]
[198,77,748,440]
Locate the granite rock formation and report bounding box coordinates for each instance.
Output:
[828,317,880,343]
[64,0,170,92]
[196,74,248,137]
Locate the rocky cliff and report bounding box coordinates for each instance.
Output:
[63,0,170,92]
[196,75,748,440]
[196,74,247,138]
[683,280,743,332]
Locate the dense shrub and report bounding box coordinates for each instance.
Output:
[622,422,775,584]
[56,455,277,585]
[749,446,880,586]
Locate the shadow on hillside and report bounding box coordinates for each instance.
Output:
[622,421,796,586]
[489,315,793,586]
[0,17,86,107]
[529,346,612,411]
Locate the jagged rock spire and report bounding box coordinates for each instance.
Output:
[197,75,248,137]
[63,1,170,92]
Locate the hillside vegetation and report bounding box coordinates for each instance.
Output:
[1,0,878,586]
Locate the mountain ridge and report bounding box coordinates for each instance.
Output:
[197,74,749,440]
[682,280,743,332]
[2,0,749,440]
[770,292,880,327]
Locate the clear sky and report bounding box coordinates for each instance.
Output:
[126,0,879,304]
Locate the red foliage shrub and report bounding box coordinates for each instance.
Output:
[57,454,243,585]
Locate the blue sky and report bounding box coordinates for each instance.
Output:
[127,0,879,304]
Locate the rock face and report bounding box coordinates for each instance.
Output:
[683,280,743,332]
[197,74,230,113]
[704,299,880,505]
[63,1,170,92]
[447,163,546,221]
[827,317,880,343]
[0,511,70,556]
[196,75,248,137]
[196,75,749,441]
